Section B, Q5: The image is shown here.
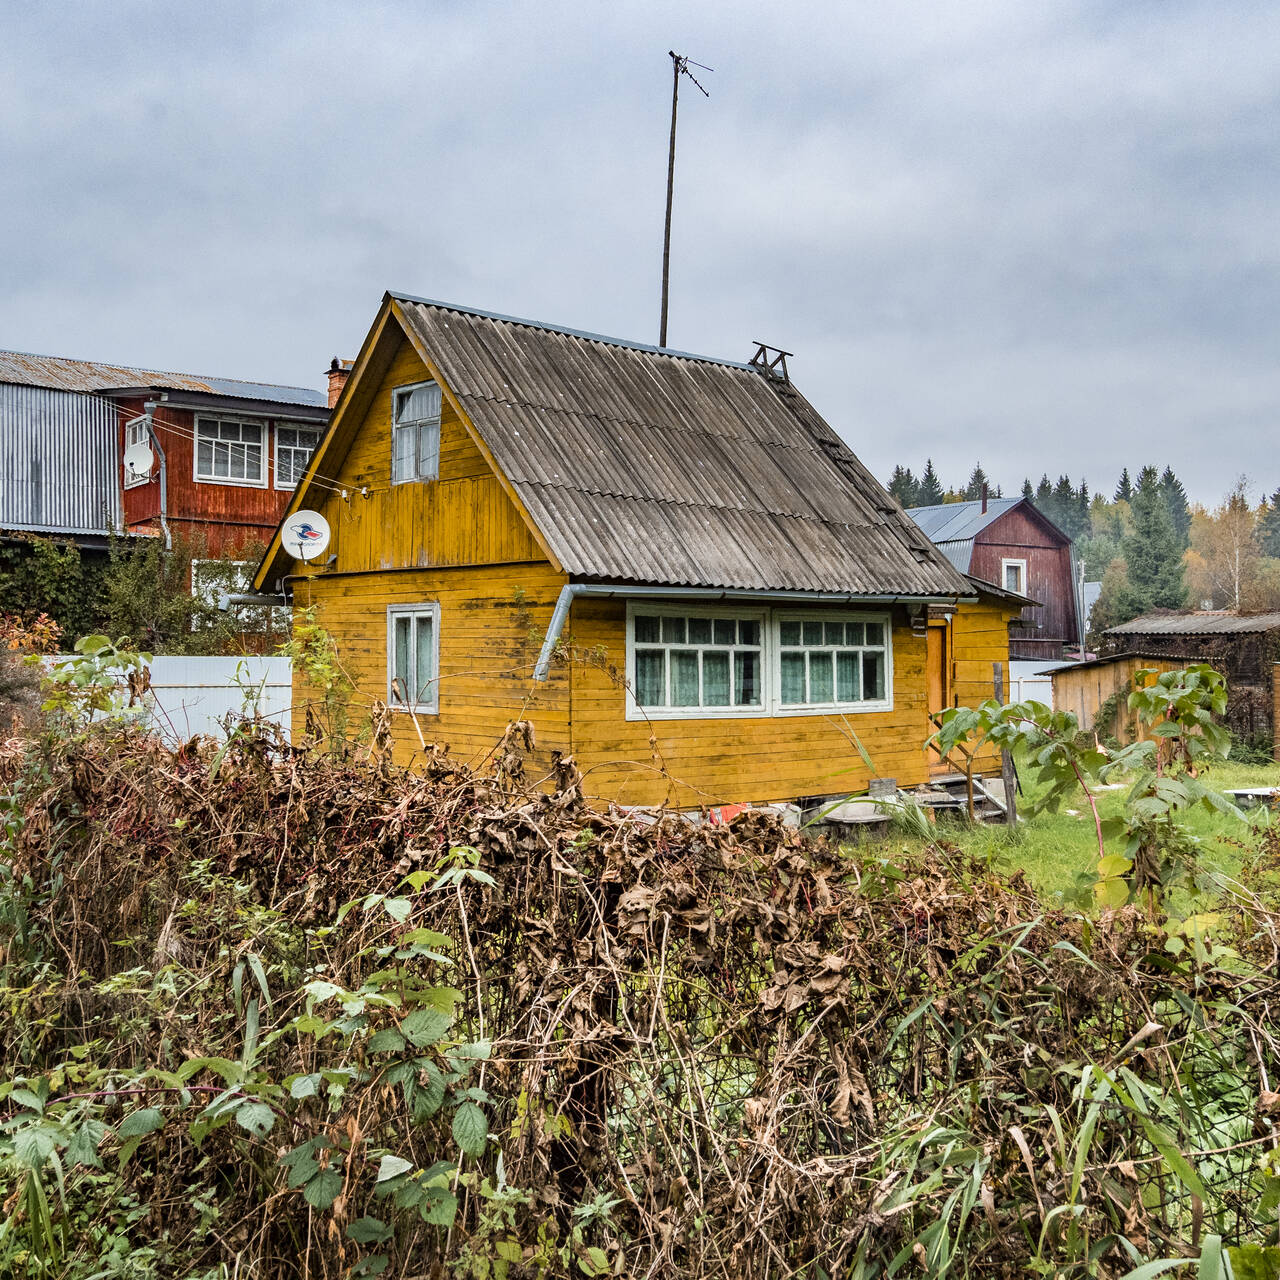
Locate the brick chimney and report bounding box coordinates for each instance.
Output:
[326,357,353,408]
[981,482,988,514]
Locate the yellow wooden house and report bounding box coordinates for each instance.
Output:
[253,292,1022,808]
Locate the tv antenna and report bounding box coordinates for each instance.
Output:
[659,50,712,348]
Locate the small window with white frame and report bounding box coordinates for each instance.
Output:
[275,425,322,490]
[391,382,442,484]
[1002,558,1028,596]
[776,613,891,712]
[628,607,764,716]
[387,604,440,714]
[195,417,266,486]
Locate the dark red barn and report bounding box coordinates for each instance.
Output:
[907,496,1083,661]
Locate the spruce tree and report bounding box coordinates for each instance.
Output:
[1052,475,1076,534]
[1115,469,1133,502]
[1125,470,1187,611]
[1021,478,1034,502]
[887,465,919,508]
[1160,466,1191,550]
[917,459,945,506]
[963,464,990,502]
[1258,487,1280,558]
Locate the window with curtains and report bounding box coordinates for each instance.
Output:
[194,418,266,485]
[391,381,442,484]
[776,615,890,711]
[625,604,893,719]
[629,611,764,715]
[387,604,440,713]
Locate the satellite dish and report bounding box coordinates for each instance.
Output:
[123,441,154,482]
[283,509,331,562]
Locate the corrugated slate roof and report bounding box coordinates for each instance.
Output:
[1106,611,1280,636]
[392,294,969,596]
[0,348,326,408]
[1037,651,1209,676]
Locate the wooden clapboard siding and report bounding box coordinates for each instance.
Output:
[309,338,543,574]
[949,593,1022,771]
[294,563,570,772]
[563,597,935,808]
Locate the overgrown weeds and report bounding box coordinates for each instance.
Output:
[0,711,1278,1277]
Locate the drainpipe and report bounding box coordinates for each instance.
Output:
[532,582,971,681]
[143,399,171,551]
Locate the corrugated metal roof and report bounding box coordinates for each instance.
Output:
[906,497,1023,544]
[0,348,326,408]
[1106,611,1280,636]
[392,295,969,597]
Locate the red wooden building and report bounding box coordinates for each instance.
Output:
[907,496,1083,660]
[0,348,338,575]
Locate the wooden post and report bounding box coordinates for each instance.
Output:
[994,662,1018,827]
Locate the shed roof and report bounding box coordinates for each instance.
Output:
[904,496,1070,573]
[375,293,969,596]
[1035,651,1209,677]
[1105,611,1280,637]
[0,348,326,408]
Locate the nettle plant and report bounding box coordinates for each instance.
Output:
[931,664,1241,908]
[0,852,502,1280]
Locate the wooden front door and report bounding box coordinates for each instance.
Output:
[926,623,950,773]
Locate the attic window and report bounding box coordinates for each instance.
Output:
[391,381,442,484]
[1002,558,1027,596]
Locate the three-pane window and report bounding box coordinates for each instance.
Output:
[388,605,439,713]
[275,426,321,490]
[195,418,265,485]
[778,618,886,708]
[627,607,892,719]
[391,382,442,484]
[633,614,763,711]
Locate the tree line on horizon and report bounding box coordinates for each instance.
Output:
[886,460,1280,634]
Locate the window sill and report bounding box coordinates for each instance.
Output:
[194,474,268,490]
[389,704,439,717]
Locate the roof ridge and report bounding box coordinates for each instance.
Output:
[390,291,758,372]
[0,346,321,396]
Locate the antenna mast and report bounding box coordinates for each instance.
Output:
[659,50,711,348]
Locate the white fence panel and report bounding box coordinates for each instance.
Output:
[145,655,291,743]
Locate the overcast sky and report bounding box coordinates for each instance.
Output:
[3,1,1278,504]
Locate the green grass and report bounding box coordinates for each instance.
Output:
[883,752,1280,907]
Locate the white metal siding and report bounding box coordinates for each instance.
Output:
[145,655,292,743]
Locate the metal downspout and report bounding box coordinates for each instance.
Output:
[143,399,171,551]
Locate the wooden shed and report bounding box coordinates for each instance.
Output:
[252,291,1024,809]
[1040,652,1208,742]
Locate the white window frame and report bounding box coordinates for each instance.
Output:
[391,380,442,485]
[623,603,895,721]
[773,610,893,716]
[274,424,322,491]
[1001,558,1028,596]
[386,603,441,715]
[193,416,268,488]
[123,416,150,489]
[624,602,768,721]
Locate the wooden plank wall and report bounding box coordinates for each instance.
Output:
[1050,657,1188,741]
[564,599,935,809]
[948,595,1021,772]
[969,506,1076,651]
[310,340,544,574]
[296,564,570,775]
